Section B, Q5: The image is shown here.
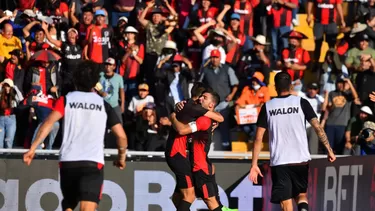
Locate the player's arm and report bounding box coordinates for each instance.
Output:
[204,111,224,123]
[251,105,267,168]
[170,113,211,135]
[23,97,65,166]
[105,102,128,169]
[303,98,336,161]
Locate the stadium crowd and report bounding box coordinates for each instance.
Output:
[1,0,375,155]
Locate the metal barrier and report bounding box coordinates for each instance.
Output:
[0,148,347,159]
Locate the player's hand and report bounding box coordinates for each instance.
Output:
[113,159,126,170]
[23,149,36,166]
[212,122,219,132]
[175,100,186,112]
[327,151,336,163]
[249,165,263,184]
[369,91,375,102]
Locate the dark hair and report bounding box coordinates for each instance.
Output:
[35,28,45,34]
[82,5,94,14]
[0,86,15,110]
[190,82,209,98]
[274,72,291,93]
[73,61,101,92]
[203,88,220,106]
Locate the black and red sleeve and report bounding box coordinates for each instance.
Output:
[256,104,268,129]
[53,96,65,117]
[104,101,121,128]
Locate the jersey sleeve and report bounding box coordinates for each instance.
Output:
[189,116,211,132]
[104,101,121,128]
[257,104,267,128]
[301,98,317,121]
[53,96,65,116]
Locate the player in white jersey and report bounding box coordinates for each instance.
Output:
[249,72,336,211]
[23,61,128,211]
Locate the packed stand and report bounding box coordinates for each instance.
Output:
[1,0,375,155]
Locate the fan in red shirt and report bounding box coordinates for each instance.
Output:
[307,0,345,63]
[279,31,311,91]
[171,90,237,211]
[84,10,113,64]
[233,0,259,37]
[195,0,219,35]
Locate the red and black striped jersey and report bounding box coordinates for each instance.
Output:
[309,0,342,24]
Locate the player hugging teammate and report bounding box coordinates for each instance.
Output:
[165,82,237,211]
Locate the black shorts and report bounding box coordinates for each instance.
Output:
[271,164,309,204]
[166,153,193,192]
[59,161,104,210]
[313,22,338,40]
[193,170,219,199]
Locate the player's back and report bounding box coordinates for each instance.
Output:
[58,91,108,165]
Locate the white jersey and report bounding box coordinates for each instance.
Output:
[258,95,316,166]
[54,91,120,165]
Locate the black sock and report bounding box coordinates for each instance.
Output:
[177,200,192,211]
[212,205,223,211]
[298,202,308,211]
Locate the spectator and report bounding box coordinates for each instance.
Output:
[307,0,345,63]
[38,0,69,19]
[27,85,59,150]
[155,40,178,71]
[128,83,155,115]
[268,0,298,61]
[200,49,239,150]
[217,12,247,67]
[344,105,373,155]
[138,3,174,90]
[184,26,202,71]
[43,26,82,95]
[356,53,375,104]
[135,102,166,151]
[279,31,311,92]
[155,54,194,114]
[321,78,359,154]
[201,28,228,65]
[346,33,375,73]
[118,26,144,101]
[24,59,61,98]
[0,49,25,93]
[113,16,128,42]
[97,57,125,124]
[320,49,349,95]
[193,0,218,35]
[69,0,92,24]
[355,0,375,24]
[232,0,260,38]
[0,79,22,149]
[0,18,22,59]
[235,71,270,140]
[299,82,324,154]
[84,9,113,64]
[72,5,94,42]
[23,22,51,60]
[238,35,270,83]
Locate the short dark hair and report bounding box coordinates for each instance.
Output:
[73,61,101,92]
[203,88,220,106]
[190,82,209,98]
[274,71,291,93]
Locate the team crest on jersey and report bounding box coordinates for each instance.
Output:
[104,31,109,37]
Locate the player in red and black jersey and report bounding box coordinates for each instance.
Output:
[165,82,224,211]
[307,0,345,63]
[171,90,237,211]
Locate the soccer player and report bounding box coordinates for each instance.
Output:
[249,72,336,211]
[165,82,224,211]
[23,61,127,211]
[171,89,237,211]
